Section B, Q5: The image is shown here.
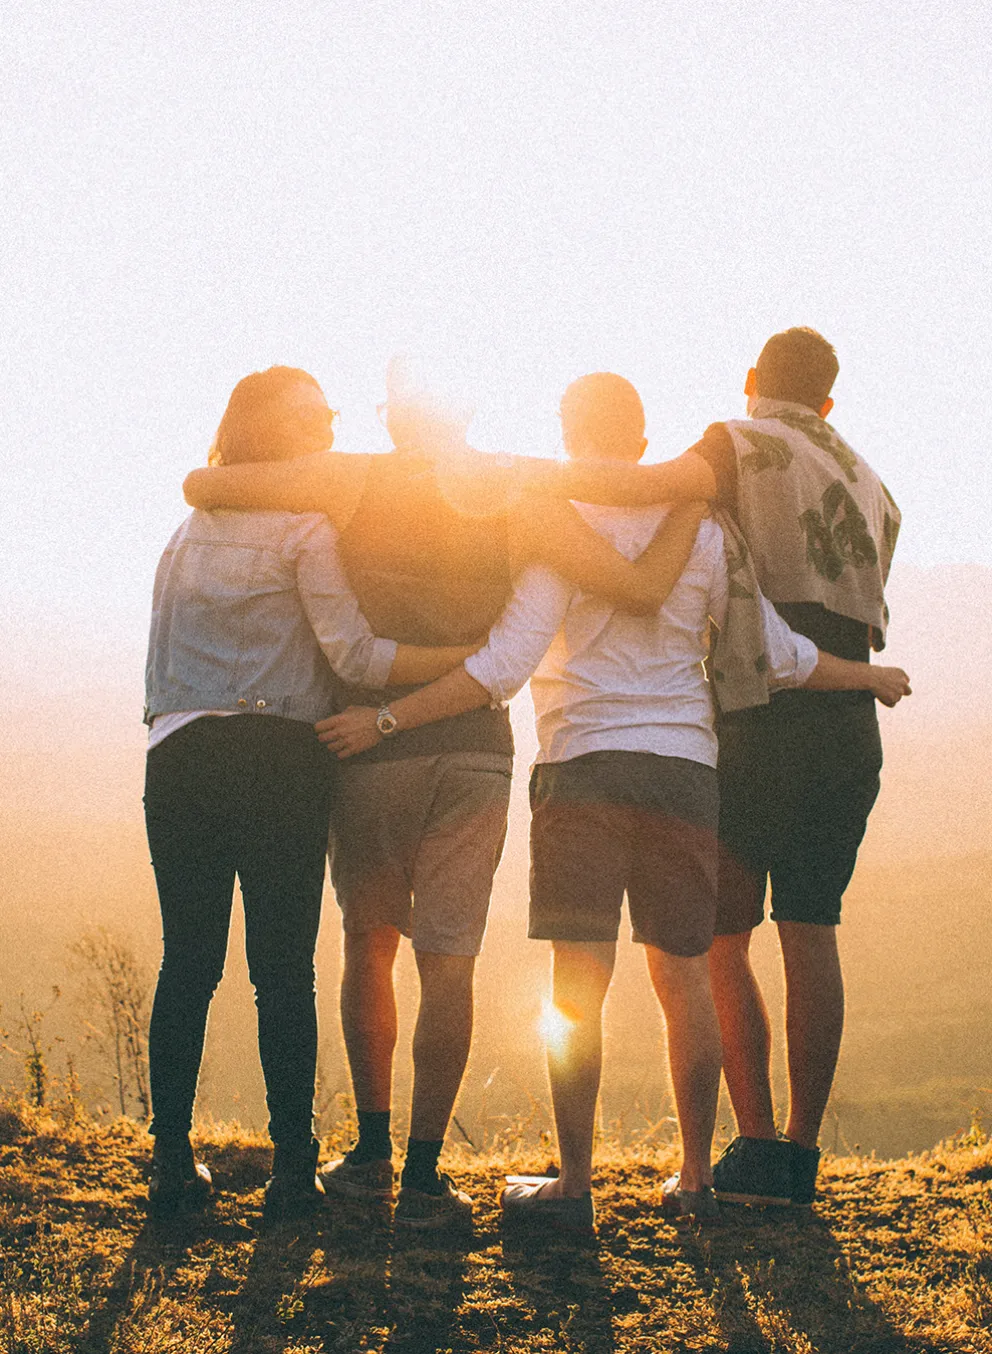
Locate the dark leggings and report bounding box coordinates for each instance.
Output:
[144,715,334,1150]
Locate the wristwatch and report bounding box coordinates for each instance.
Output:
[375,705,399,737]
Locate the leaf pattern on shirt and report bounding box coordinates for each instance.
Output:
[737,427,793,475]
[772,410,858,482]
[723,534,756,600]
[882,509,900,575]
[800,480,879,581]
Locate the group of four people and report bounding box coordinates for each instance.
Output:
[143,328,909,1229]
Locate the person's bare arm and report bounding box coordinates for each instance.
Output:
[509,497,708,615]
[758,593,912,708]
[387,643,479,685]
[512,448,717,507]
[183,452,371,531]
[804,652,912,707]
[315,668,491,759]
[318,566,570,757]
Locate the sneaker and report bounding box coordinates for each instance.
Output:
[394,1172,473,1231]
[148,1137,212,1218]
[319,1153,395,1201]
[781,1137,820,1205]
[264,1140,326,1219]
[712,1136,792,1207]
[500,1177,595,1234]
[660,1173,720,1224]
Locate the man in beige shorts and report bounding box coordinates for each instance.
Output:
[183,363,710,1229]
[310,377,704,1230]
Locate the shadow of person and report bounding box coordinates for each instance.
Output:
[675,1205,945,1354]
[500,1227,618,1353]
[223,1212,333,1354]
[380,1227,477,1353]
[79,1210,226,1353]
[231,1209,473,1354]
[220,1201,500,1353]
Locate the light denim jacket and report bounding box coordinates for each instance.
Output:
[144,510,397,725]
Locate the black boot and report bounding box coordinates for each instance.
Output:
[148,1135,212,1217]
[264,1138,325,1219]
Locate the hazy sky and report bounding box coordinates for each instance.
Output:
[3,1,989,685]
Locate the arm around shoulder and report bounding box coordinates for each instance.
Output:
[514,448,717,508]
[511,497,708,614]
[183,451,370,528]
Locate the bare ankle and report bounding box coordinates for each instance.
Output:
[554,1169,591,1198]
[678,1163,713,1193]
[737,1122,778,1141]
[785,1125,819,1150]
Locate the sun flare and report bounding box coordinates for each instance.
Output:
[538,998,575,1059]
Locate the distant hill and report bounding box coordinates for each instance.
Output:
[1,1103,990,1353]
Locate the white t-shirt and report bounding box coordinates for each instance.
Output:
[464,505,818,770]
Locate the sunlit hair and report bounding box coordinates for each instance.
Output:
[755,328,839,411]
[382,354,474,450]
[560,372,645,459]
[209,366,335,466]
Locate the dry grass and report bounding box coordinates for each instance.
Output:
[1,1103,990,1353]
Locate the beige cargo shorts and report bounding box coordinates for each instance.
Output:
[329,751,513,956]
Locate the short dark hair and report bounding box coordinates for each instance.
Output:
[560,373,645,457]
[755,328,839,410]
[211,366,332,465]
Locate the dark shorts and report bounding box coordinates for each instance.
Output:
[528,751,719,957]
[716,697,882,933]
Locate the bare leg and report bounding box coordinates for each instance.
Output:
[409,951,476,1141]
[645,947,722,1191]
[708,930,777,1140]
[778,921,844,1149]
[539,941,616,1199]
[340,927,401,1112]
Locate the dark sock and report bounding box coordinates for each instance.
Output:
[401,1138,444,1194]
[151,1134,196,1187]
[152,1134,193,1168]
[349,1110,392,1163]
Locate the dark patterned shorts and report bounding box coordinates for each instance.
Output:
[528,751,719,957]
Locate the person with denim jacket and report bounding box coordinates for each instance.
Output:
[143,366,476,1218]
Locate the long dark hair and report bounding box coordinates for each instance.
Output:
[209,366,334,465]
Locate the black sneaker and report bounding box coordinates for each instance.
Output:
[781,1137,820,1205]
[148,1136,212,1217]
[319,1152,394,1200]
[712,1136,792,1207]
[394,1173,473,1231]
[264,1140,326,1219]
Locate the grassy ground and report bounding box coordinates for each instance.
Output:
[1,1103,990,1354]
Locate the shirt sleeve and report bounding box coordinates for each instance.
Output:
[464,566,573,704]
[689,423,738,511]
[761,595,819,689]
[292,516,398,688]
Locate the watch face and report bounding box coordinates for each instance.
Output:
[376,709,399,736]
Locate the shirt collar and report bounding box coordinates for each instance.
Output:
[749,397,821,422]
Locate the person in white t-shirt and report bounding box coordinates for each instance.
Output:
[317,374,910,1229]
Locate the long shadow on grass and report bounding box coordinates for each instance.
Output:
[217,1195,394,1354]
[379,1226,476,1353]
[677,1207,946,1354]
[222,1202,476,1354]
[78,1209,246,1354]
[500,1228,617,1352]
